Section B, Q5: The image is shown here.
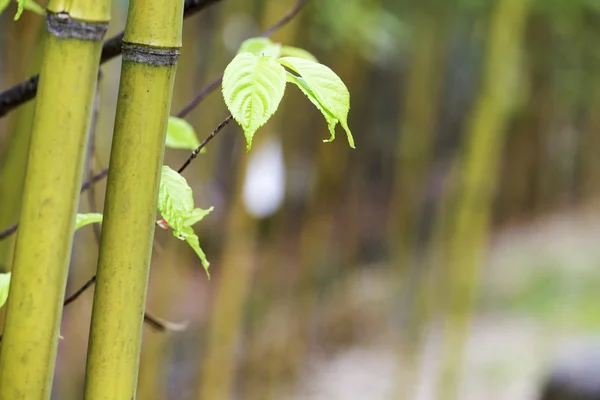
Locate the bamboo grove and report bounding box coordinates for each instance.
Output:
[0,0,599,399]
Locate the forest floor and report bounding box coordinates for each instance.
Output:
[291,209,600,400]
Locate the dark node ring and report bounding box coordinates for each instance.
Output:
[46,11,109,41]
[122,42,181,66]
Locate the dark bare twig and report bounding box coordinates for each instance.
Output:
[63,271,180,332]
[260,0,308,38]
[176,78,222,119]
[63,275,97,307]
[177,115,233,173]
[0,225,17,241]
[0,0,223,118]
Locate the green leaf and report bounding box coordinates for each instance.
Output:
[14,0,23,19]
[280,46,318,62]
[286,72,339,144]
[0,272,11,309]
[166,117,200,151]
[222,53,287,150]
[22,0,43,15]
[158,166,213,277]
[2,0,42,18]
[185,233,210,278]
[75,213,103,231]
[278,57,354,148]
[158,166,195,234]
[184,206,214,228]
[238,37,281,58]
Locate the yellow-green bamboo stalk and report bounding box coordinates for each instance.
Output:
[436,0,530,398]
[0,2,110,399]
[83,1,183,399]
[0,13,44,271]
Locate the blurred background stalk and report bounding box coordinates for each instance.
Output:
[436,0,531,397]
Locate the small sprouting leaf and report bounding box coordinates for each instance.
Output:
[185,233,210,278]
[0,272,11,309]
[2,0,42,18]
[21,0,43,15]
[166,117,200,151]
[14,0,42,19]
[14,0,23,19]
[158,166,213,277]
[184,206,214,228]
[158,166,195,233]
[238,37,281,58]
[222,53,287,150]
[75,213,103,231]
[280,46,318,62]
[278,57,354,148]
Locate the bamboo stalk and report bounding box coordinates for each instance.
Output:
[0,2,110,399]
[436,0,531,398]
[0,13,44,271]
[82,1,183,399]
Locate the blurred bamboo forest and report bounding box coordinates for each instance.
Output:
[1,0,600,399]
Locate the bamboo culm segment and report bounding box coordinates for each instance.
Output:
[0,7,109,400]
[83,1,183,398]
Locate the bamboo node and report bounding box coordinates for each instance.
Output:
[46,11,109,41]
[121,42,181,66]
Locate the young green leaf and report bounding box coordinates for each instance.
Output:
[166,117,201,151]
[158,166,213,277]
[238,37,281,58]
[286,72,339,144]
[184,233,210,278]
[278,57,354,148]
[75,213,103,231]
[0,272,11,309]
[280,46,318,62]
[158,166,195,233]
[14,0,23,19]
[222,53,287,150]
[14,0,43,19]
[22,0,43,15]
[184,207,214,228]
